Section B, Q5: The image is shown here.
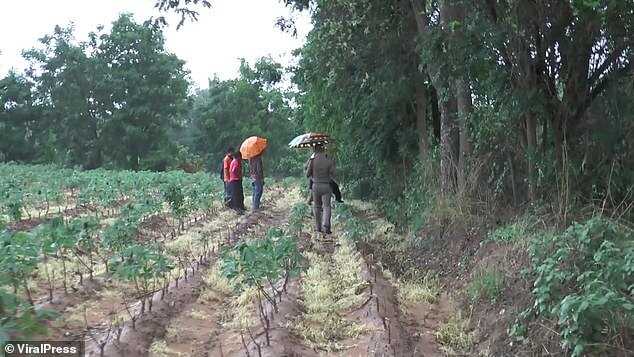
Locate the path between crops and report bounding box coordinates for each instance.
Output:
[75,185,450,357]
[143,193,449,356]
[84,186,292,356]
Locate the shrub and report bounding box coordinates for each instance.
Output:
[435,312,473,354]
[528,217,634,356]
[397,273,441,306]
[466,267,505,303]
[487,220,530,243]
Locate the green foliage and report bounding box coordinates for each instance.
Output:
[289,202,310,235]
[435,313,473,354]
[3,15,189,170]
[466,267,505,303]
[487,220,530,243]
[111,244,173,284]
[527,217,634,356]
[220,229,301,291]
[0,230,56,344]
[183,57,301,177]
[0,231,39,290]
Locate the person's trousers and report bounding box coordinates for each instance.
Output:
[312,182,332,232]
[230,180,245,211]
[252,180,264,210]
[224,181,231,206]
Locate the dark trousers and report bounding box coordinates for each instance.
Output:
[308,179,343,202]
[312,182,332,232]
[223,181,231,206]
[230,180,245,211]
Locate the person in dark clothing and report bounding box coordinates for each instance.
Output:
[229,151,246,214]
[308,179,343,203]
[305,152,343,204]
[305,145,336,234]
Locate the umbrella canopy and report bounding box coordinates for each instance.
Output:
[288,132,332,148]
[240,136,268,159]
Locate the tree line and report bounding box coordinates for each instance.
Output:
[0,13,299,174]
[285,0,633,224]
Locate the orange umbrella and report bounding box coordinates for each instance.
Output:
[240,136,268,159]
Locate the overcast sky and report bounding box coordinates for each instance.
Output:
[0,0,311,88]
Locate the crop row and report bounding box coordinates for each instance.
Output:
[0,164,226,347]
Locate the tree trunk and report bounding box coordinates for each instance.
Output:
[440,98,459,195]
[456,77,472,193]
[526,114,537,202]
[415,83,429,161]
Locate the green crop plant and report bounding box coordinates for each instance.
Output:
[110,244,174,314]
[220,228,301,350]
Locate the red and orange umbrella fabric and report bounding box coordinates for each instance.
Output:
[240,136,268,159]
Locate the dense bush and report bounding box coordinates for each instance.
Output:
[525,217,633,356]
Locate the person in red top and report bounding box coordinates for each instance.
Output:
[229,150,246,214]
[222,147,233,207]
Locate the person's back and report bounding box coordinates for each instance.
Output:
[307,147,336,234]
[230,156,242,181]
[223,154,232,182]
[310,152,335,184]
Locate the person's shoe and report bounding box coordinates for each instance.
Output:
[323,227,332,235]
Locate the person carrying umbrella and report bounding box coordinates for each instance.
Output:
[291,133,343,205]
[306,143,336,234]
[249,153,264,210]
[240,136,268,211]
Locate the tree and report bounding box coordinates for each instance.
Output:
[92,14,189,170]
[23,25,101,167]
[183,58,300,176]
[0,72,40,162]
[15,14,190,170]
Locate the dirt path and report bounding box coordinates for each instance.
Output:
[90,189,451,357]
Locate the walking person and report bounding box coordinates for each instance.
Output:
[306,153,343,205]
[306,144,336,234]
[249,152,264,210]
[229,151,246,214]
[221,147,233,207]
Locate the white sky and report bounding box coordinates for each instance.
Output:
[0,0,311,89]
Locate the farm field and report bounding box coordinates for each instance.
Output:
[1,164,457,356]
[2,0,633,355]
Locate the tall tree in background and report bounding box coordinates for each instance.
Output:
[92,14,189,170]
[11,14,190,170]
[23,26,101,167]
[0,72,40,162]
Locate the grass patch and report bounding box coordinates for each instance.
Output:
[466,267,505,303]
[189,309,208,320]
[149,340,181,357]
[397,273,441,306]
[293,239,369,351]
[487,220,530,244]
[201,263,232,298]
[436,312,473,354]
